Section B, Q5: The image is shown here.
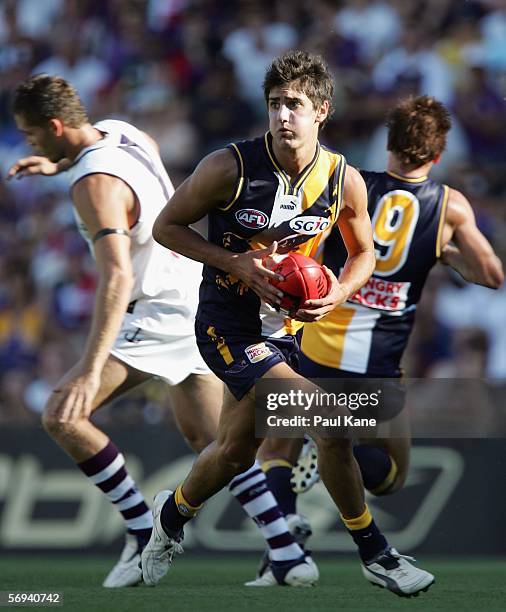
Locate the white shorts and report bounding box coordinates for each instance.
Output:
[110,307,210,386]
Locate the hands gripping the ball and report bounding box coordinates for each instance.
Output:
[269,252,346,322]
[227,242,285,307]
[225,243,346,322]
[294,265,347,322]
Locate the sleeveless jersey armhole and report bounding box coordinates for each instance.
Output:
[71,170,142,231]
[435,184,450,258]
[334,154,347,223]
[218,143,245,212]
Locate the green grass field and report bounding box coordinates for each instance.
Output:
[1,556,505,611]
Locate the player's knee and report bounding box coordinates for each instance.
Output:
[184,429,215,454]
[41,410,65,437]
[42,408,59,436]
[218,439,257,473]
[41,407,85,439]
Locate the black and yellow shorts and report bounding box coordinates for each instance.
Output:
[195,320,300,401]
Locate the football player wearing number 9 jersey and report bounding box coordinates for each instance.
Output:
[263,95,503,593]
[299,95,503,493]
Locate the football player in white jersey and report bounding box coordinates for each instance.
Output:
[8,74,226,588]
[9,74,313,590]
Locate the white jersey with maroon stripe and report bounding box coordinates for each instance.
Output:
[66,119,202,339]
[64,119,209,383]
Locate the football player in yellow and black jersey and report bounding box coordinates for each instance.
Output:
[264,95,503,591]
[141,51,431,595]
[299,95,503,493]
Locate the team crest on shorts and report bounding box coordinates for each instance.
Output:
[245,343,272,363]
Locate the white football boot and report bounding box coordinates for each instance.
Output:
[291,436,320,494]
[102,533,144,588]
[245,555,319,587]
[140,490,184,586]
[362,547,435,597]
[245,514,317,587]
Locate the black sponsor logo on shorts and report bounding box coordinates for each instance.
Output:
[124,327,142,343]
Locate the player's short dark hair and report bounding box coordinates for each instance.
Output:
[13,74,88,128]
[263,50,334,126]
[386,95,452,166]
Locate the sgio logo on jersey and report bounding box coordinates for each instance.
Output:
[289,216,330,235]
[236,209,269,229]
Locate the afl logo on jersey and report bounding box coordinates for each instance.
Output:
[236,209,269,229]
[289,216,330,235]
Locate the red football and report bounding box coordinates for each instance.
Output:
[270,253,329,313]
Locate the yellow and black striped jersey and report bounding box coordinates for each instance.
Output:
[196,132,346,335]
[301,170,448,376]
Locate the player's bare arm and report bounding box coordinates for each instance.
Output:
[7,155,72,179]
[6,131,156,181]
[52,173,135,422]
[153,148,284,305]
[296,166,375,322]
[440,188,503,289]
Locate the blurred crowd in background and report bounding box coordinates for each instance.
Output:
[0,0,505,425]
